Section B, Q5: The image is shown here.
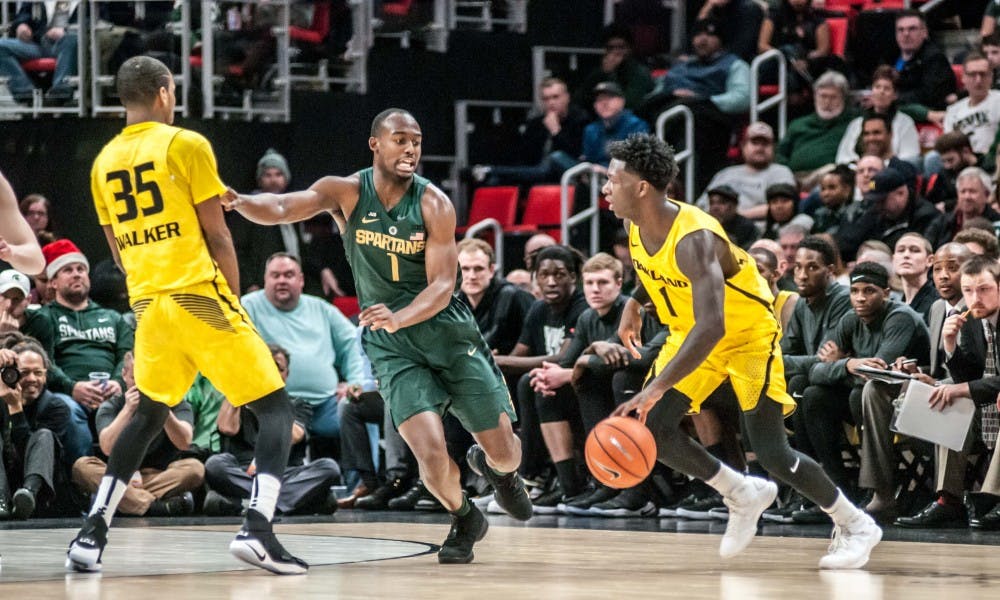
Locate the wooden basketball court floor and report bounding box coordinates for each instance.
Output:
[1,512,998,599]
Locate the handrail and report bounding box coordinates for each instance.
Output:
[531,46,604,107]
[655,105,695,204]
[560,162,603,257]
[750,48,787,138]
[464,218,505,273]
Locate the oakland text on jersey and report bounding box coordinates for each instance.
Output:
[114,221,181,251]
[355,229,426,255]
[632,258,689,287]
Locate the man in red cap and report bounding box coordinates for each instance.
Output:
[23,239,134,464]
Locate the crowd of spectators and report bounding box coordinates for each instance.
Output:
[6,1,1000,535]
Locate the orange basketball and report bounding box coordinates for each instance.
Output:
[585,417,657,489]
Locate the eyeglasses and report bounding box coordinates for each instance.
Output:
[18,369,46,378]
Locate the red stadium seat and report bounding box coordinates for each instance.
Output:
[382,0,414,17]
[20,58,56,73]
[861,0,904,9]
[289,0,331,45]
[455,185,519,236]
[826,17,848,58]
[952,63,964,93]
[332,296,360,319]
[506,185,569,242]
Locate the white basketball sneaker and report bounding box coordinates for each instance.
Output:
[719,476,778,559]
[819,511,882,569]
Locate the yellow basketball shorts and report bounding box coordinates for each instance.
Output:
[651,328,796,416]
[131,279,283,407]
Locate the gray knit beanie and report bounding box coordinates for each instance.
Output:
[256,148,290,183]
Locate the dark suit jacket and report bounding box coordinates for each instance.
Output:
[946,315,1000,406]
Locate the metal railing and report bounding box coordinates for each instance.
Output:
[0,0,88,118]
[750,49,787,139]
[453,98,533,218]
[560,162,603,257]
[656,105,694,204]
[531,45,603,105]
[448,0,527,33]
[200,0,291,122]
[284,0,370,93]
[464,218,505,273]
[88,0,191,118]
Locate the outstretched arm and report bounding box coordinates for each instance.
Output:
[614,230,726,421]
[222,175,357,225]
[359,186,457,332]
[0,171,45,275]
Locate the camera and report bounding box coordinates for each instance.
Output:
[0,365,20,387]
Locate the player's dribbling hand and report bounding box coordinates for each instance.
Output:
[359,304,401,333]
[611,387,661,424]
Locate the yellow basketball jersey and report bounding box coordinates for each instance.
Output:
[630,200,778,340]
[91,122,227,299]
[774,290,795,325]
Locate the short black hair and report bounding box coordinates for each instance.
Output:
[862,112,892,132]
[370,108,414,137]
[826,164,855,188]
[116,55,172,106]
[607,133,678,192]
[533,244,584,278]
[895,8,925,24]
[749,247,778,271]
[267,342,290,364]
[797,235,838,267]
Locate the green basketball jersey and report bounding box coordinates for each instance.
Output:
[344,168,431,311]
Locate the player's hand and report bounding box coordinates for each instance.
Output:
[617,303,644,360]
[611,385,664,424]
[359,303,401,333]
[928,383,968,411]
[591,341,631,367]
[220,187,241,211]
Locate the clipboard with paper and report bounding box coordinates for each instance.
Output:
[890,380,975,452]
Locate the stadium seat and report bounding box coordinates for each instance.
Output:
[826,17,848,58]
[332,296,360,319]
[290,1,331,45]
[21,58,56,74]
[506,185,569,242]
[861,0,905,9]
[952,63,964,93]
[456,185,519,236]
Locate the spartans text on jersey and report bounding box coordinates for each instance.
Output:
[355,229,425,255]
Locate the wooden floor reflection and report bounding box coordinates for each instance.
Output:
[1,519,998,599]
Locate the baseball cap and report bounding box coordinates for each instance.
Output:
[0,269,30,297]
[593,81,624,98]
[707,184,739,204]
[863,167,907,201]
[745,122,774,142]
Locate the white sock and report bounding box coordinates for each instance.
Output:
[248,473,281,521]
[822,490,861,526]
[705,463,745,497]
[88,476,128,527]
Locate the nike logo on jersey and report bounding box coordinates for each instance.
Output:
[361,217,379,224]
[789,457,800,473]
[467,346,477,356]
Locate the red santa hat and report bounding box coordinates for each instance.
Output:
[42,239,89,279]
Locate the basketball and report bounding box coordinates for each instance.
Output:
[585,417,657,489]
